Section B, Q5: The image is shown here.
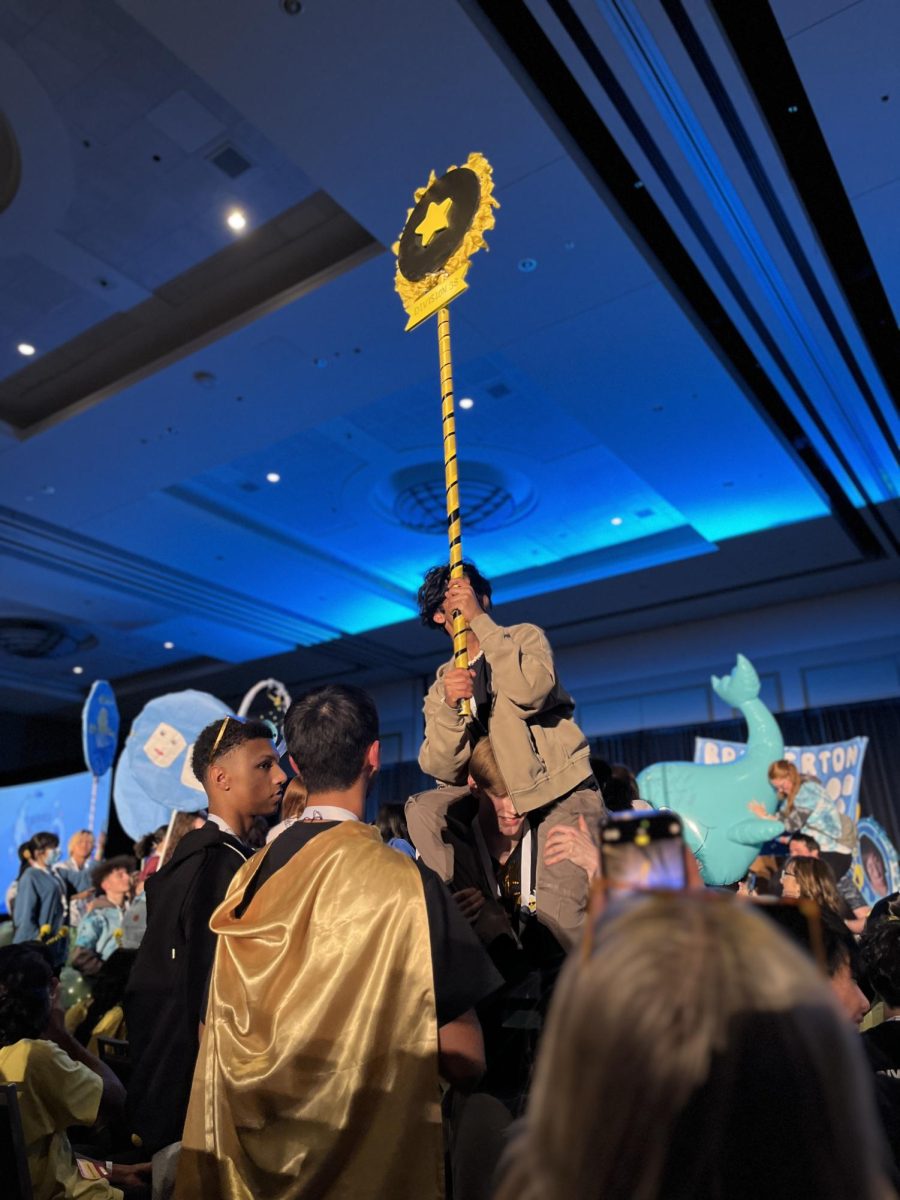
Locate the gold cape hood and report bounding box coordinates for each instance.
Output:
[176,821,443,1199]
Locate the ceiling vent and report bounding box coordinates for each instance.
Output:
[207,143,253,178]
[384,462,535,535]
[0,619,96,660]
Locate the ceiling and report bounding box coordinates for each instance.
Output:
[0,0,897,723]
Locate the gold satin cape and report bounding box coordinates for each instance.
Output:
[176,821,444,1200]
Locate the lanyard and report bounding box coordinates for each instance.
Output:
[472,819,535,912]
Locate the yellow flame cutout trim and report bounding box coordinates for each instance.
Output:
[393,152,499,324]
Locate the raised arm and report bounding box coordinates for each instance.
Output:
[471,614,556,715]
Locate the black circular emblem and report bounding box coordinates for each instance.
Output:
[397,166,481,283]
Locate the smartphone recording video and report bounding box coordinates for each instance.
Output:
[600,811,687,892]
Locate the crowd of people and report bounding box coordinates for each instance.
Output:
[0,561,896,1199]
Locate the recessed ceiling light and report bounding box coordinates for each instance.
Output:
[17,343,36,356]
[459,397,474,410]
[72,665,84,675]
[266,472,281,483]
[226,209,247,232]
[163,641,175,650]
[610,516,623,526]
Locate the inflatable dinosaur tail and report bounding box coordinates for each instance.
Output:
[711,654,760,708]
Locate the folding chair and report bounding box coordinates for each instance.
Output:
[0,1082,33,1200]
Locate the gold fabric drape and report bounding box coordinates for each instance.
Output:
[176,821,444,1200]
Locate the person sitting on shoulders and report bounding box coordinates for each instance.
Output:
[415,560,605,949]
[763,760,854,878]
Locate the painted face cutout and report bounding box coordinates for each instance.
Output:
[142,722,187,769]
[180,744,205,793]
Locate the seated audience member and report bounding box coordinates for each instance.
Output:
[57,830,97,927]
[787,831,869,929]
[780,855,861,935]
[0,943,149,1198]
[177,684,502,1200]
[13,833,69,970]
[415,561,605,949]
[72,858,135,977]
[494,893,891,1200]
[125,717,285,1155]
[376,802,417,858]
[67,949,137,1056]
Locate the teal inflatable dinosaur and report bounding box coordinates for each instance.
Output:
[636,655,784,886]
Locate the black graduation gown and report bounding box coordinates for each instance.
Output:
[124,823,249,1152]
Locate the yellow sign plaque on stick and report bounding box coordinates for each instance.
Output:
[394,154,498,716]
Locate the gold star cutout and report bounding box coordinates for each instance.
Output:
[415,197,453,247]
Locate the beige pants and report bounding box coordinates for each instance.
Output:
[532,786,605,950]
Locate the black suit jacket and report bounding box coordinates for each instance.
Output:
[124,823,249,1152]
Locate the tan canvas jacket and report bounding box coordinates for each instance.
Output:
[418,611,590,815]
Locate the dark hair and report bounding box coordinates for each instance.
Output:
[90,856,136,893]
[376,804,409,844]
[417,561,493,628]
[19,832,60,878]
[0,944,53,1046]
[859,919,900,1009]
[134,826,167,860]
[819,909,861,980]
[605,764,640,811]
[867,893,900,926]
[191,716,274,783]
[73,949,137,1048]
[788,832,820,853]
[590,757,613,792]
[15,842,30,881]
[283,685,378,795]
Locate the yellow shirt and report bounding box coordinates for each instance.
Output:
[0,1039,122,1200]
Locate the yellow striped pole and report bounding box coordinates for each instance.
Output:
[437,305,470,717]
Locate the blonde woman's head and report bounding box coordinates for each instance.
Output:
[497,893,891,1200]
[768,759,800,807]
